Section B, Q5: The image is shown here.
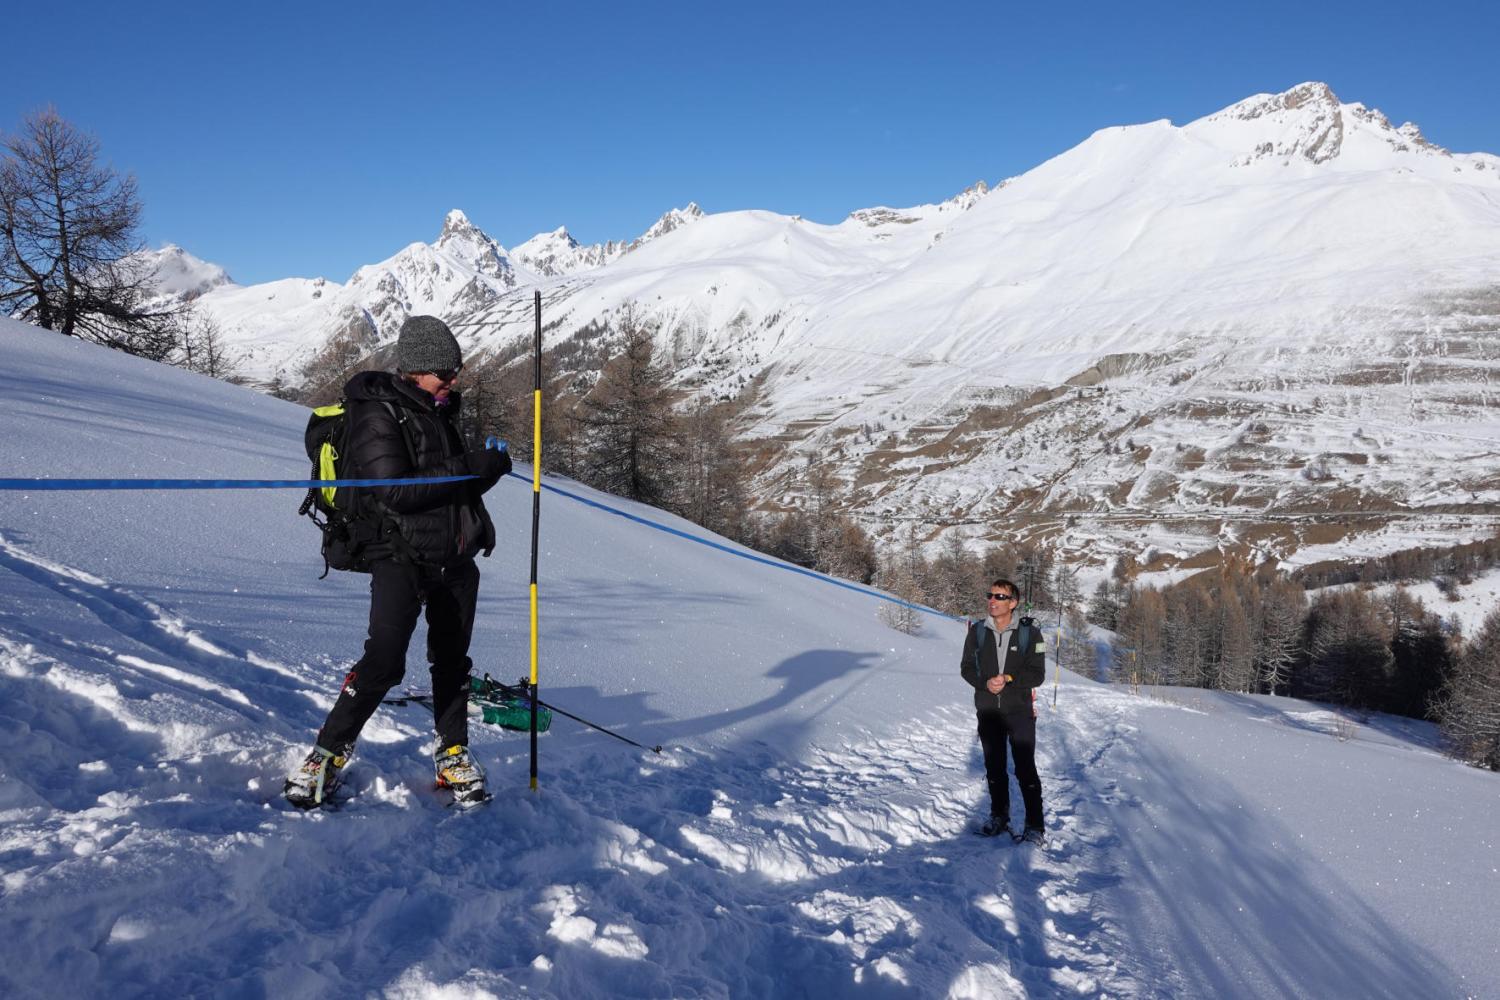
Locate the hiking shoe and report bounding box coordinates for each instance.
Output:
[1019,827,1047,846]
[434,744,488,806]
[978,815,1013,838]
[283,745,347,809]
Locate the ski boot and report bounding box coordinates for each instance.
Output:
[1018,826,1047,847]
[283,745,348,809]
[434,744,489,807]
[976,816,1013,839]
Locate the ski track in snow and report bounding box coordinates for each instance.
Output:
[0,532,1156,998]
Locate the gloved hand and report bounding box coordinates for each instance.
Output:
[465,446,511,490]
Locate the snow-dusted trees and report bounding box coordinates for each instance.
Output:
[0,108,179,356]
[1435,607,1500,770]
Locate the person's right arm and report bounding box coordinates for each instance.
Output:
[959,625,981,690]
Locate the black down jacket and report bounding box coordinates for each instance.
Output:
[342,371,498,567]
[960,618,1047,713]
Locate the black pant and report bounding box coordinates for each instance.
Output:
[977,707,1044,830]
[318,558,480,754]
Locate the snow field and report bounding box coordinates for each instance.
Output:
[3,321,1498,997]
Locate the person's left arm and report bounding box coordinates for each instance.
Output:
[1009,620,1048,690]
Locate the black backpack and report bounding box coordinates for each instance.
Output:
[297,399,416,578]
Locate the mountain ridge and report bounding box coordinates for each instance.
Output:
[149,82,1500,576]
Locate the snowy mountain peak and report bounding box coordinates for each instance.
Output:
[639,203,704,244]
[1187,82,1472,168]
[941,179,990,212]
[430,209,516,285]
[138,243,235,300]
[436,208,499,251]
[1192,81,1348,164]
[512,225,622,278]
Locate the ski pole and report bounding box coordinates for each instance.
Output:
[476,675,663,754]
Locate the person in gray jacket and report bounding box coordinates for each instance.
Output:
[959,578,1048,842]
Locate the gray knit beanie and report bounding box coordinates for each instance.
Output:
[395,315,463,373]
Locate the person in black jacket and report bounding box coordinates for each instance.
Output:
[284,315,511,808]
[960,578,1048,841]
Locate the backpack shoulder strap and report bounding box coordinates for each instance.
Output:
[379,400,419,470]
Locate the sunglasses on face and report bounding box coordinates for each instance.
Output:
[987,593,1017,603]
[425,368,462,382]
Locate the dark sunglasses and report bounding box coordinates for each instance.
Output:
[986,592,1017,602]
[425,368,462,382]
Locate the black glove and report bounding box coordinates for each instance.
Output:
[465,447,511,490]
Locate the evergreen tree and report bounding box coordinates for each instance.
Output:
[1087,580,1122,630]
[1302,589,1394,709]
[1435,607,1500,770]
[1385,588,1453,719]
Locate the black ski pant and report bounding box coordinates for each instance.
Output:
[977,706,1044,830]
[318,557,480,755]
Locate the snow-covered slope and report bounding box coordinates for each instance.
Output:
[458,83,1500,572]
[1,318,1497,997]
[165,81,1500,572]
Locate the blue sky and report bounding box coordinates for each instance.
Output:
[6,1,1496,285]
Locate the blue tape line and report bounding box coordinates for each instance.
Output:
[0,476,477,491]
[504,471,959,623]
[0,468,951,621]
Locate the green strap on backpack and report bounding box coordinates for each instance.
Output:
[297,400,417,578]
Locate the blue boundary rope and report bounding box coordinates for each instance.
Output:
[0,476,476,491]
[0,471,955,621]
[514,473,957,623]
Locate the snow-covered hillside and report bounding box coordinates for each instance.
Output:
[1,319,1496,997]
[164,82,1500,575]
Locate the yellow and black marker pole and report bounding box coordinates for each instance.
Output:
[529,289,542,791]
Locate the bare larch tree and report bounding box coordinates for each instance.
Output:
[1,108,179,357]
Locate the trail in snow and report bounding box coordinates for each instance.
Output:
[1,530,1139,997]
